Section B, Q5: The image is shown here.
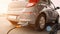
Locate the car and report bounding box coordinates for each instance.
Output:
[6,0,59,31]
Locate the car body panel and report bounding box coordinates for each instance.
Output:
[7,0,59,25]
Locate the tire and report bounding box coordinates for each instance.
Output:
[35,13,46,31]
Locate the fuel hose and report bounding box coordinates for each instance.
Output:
[7,25,21,34]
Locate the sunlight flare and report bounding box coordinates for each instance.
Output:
[0,0,11,14]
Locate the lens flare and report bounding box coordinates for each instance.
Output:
[0,0,11,14]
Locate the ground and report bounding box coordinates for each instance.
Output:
[0,16,49,34]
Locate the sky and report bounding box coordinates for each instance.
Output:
[51,0,60,7]
[0,0,60,14]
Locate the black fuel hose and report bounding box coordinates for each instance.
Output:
[7,27,17,34]
[7,25,21,34]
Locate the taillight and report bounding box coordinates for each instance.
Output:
[29,0,39,3]
[26,3,35,8]
[26,0,39,8]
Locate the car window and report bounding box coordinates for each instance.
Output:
[42,0,47,2]
[8,1,28,11]
[40,0,49,4]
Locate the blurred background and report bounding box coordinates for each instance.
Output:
[0,0,60,34]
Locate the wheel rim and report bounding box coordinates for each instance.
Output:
[39,16,45,29]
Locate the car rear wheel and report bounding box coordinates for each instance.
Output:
[35,13,46,31]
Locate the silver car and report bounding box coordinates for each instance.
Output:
[7,0,59,31]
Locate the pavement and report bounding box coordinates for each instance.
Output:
[0,16,49,34]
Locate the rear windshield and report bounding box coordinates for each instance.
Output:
[8,0,28,11]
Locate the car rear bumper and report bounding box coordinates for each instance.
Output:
[7,13,35,22]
